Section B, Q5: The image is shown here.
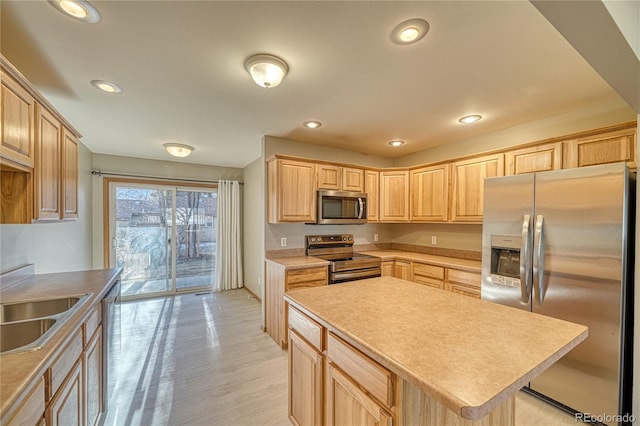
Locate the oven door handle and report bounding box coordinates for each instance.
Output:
[357,198,364,219]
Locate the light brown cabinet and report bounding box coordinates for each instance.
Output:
[412,262,445,290]
[267,158,317,223]
[445,268,481,299]
[84,324,103,426]
[381,261,393,277]
[564,127,637,170]
[317,164,365,192]
[265,261,328,349]
[379,170,409,222]
[450,154,504,222]
[393,260,411,280]
[61,129,79,220]
[5,377,45,426]
[410,163,449,222]
[34,106,62,221]
[505,142,562,175]
[46,359,83,426]
[365,170,379,222]
[1,69,35,168]
[288,306,324,426]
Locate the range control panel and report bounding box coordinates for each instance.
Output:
[306,234,353,245]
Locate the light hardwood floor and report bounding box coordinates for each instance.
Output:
[104,289,577,426]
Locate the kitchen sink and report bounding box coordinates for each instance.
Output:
[0,293,92,355]
[0,319,57,354]
[0,295,87,323]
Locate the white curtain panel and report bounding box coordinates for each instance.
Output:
[214,180,243,292]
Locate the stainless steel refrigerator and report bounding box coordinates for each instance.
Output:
[481,162,634,423]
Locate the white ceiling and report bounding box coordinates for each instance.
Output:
[0,1,628,168]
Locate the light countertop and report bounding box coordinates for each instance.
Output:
[265,256,329,269]
[0,268,122,422]
[284,277,587,420]
[360,250,481,272]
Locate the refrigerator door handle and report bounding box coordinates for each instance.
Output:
[520,214,532,303]
[533,214,546,304]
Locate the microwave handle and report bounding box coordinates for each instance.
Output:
[357,198,364,219]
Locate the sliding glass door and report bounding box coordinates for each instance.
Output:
[110,182,217,299]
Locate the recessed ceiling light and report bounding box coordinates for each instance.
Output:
[388,140,405,147]
[91,80,123,94]
[48,0,101,23]
[458,114,483,124]
[303,120,322,129]
[164,143,194,158]
[390,18,429,45]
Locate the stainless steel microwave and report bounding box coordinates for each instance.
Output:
[315,190,368,224]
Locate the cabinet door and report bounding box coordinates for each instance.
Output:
[61,128,78,219]
[326,363,393,426]
[1,71,35,168]
[289,330,323,426]
[381,261,393,277]
[451,154,504,222]
[410,164,449,222]
[446,268,481,299]
[393,260,411,280]
[268,159,317,223]
[317,164,341,190]
[84,325,103,426]
[365,170,379,222]
[46,359,83,426]
[34,106,61,221]
[265,261,286,348]
[379,170,409,222]
[505,142,562,175]
[342,167,364,192]
[563,127,637,170]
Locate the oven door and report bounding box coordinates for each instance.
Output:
[330,267,381,284]
[317,190,367,225]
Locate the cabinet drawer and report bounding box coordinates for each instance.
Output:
[413,275,444,290]
[48,329,82,400]
[412,263,444,279]
[287,279,327,291]
[288,306,323,351]
[6,376,45,426]
[327,333,393,408]
[83,305,101,346]
[447,268,481,286]
[286,267,328,285]
[448,281,481,299]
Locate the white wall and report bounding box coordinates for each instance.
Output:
[242,157,265,302]
[0,142,93,274]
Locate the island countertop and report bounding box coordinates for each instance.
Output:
[284,276,588,420]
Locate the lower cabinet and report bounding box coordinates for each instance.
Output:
[381,261,393,277]
[445,269,482,299]
[288,330,323,426]
[393,260,411,280]
[46,360,83,426]
[412,263,445,290]
[84,325,103,426]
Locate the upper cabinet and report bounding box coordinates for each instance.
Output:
[1,69,35,168]
[267,158,317,223]
[564,127,636,170]
[410,163,449,222]
[1,56,82,224]
[505,142,562,175]
[379,170,409,222]
[317,164,364,192]
[364,170,379,222]
[451,153,504,222]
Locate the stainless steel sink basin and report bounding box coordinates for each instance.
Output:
[0,319,57,354]
[0,293,92,355]
[0,296,84,323]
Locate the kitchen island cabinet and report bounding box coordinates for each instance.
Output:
[285,277,588,426]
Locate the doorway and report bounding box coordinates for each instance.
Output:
[108,180,217,300]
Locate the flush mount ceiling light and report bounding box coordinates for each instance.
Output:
[388,140,406,147]
[390,18,429,45]
[303,120,322,129]
[48,0,101,23]
[90,80,123,94]
[164,143,194,158]
[244,54,289,88]
[458,114,483,124]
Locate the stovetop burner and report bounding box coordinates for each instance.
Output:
[305,234,382,283]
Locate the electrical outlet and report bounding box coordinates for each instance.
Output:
[374,233,379,242]
[280,237,287,247]
[431,236,437,245]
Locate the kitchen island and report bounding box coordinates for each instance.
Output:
[284,276,588,425]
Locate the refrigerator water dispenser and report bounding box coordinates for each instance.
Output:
[490,235,521,288]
